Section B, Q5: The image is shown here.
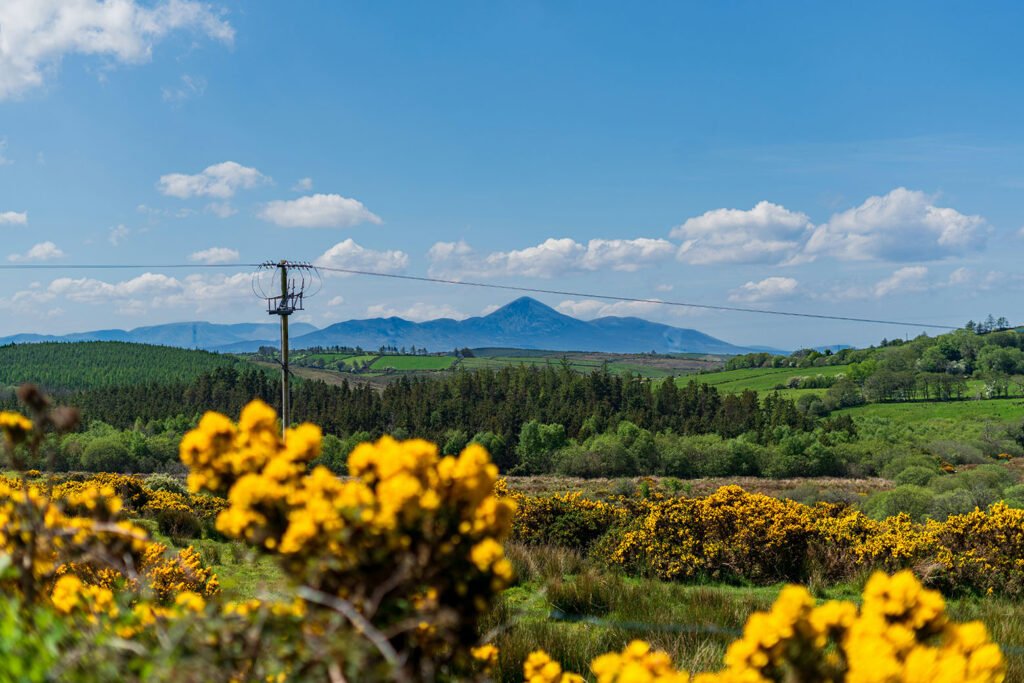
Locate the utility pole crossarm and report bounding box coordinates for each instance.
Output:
[252,260,321,439]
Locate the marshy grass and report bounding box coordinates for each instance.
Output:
[487,544,1024,681]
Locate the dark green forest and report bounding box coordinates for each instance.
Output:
[0,342,242,390]
[3,364,860,478]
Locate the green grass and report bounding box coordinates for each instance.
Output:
[346,354,380,364]
[295,352,360,363]
[144,525,291,603]
[209,550,289,601]
[685,364,854,393]
[371,355,455,371]
[488,544,1024,681]
[838,397,1024,424]
[461,356,668,376]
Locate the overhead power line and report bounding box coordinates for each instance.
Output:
[313,265,961,330]
[0,263,262,270]
[0,261,966,330]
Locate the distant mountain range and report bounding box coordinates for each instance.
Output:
[0,297,789,356]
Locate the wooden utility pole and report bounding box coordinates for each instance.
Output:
[254,260,319,440]
[278,260,290,437]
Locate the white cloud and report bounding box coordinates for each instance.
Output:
[108,224,130,246]
[365,303,468,322]
[205,201,236,218]
[292,177,314,192]
[8,241,64,262]
[805,188,987,262]
[189,247,239,265]
[728,276,800,303]
[556,298,667,319]
[0,211,28,225]
[314,239,408,274]
[161,74,206,102]
[429,237,673,279]
[578,238,675,272]
[0,0,234,101]
[874,266,929,298]
[47,272,179,304]
[655,284,674,292]
[259,193,381,228]
[672,201,813,265]
[485,238,584,278]
[427,240,473,263]
[327,295,345,307]
[480,304,501,316]
[948,267,972,286]
[16,270,254,315]
[158,161,267,199]
[179,272,252,312]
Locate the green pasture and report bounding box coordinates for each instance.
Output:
[685,364,854,393]
[294,352,359,363]
[839,397,1024,424]
[371,355,456,371]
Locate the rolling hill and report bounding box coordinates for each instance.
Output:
[0,298,785,355]
[287,297,777,354]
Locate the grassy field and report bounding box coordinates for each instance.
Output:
[371,355,456,371]
[460,355,706,378]
[460,356,610,373]
[686,364,854,393]
[487,544,1024,681]
[294,351,359,364]
[838,397,1024,423]
[505,474,891,501]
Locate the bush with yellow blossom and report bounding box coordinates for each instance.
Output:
[510,483,1024,596]
[527,571,1005,683]
[0,385,1012,683]
[179,398,518,680]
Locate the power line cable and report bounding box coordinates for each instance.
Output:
[0,263,262,270]
[313,265,961,330]
[0,261,971,330]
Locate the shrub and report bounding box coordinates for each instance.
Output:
[928,489,976,520]
[509,490,624,551]
[155,508,202,539]
[81,437,133,473]
[143,473,187,495]
[863,485,934,522]
[895,465,939,487]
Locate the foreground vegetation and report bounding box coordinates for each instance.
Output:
[0,391,1010,681]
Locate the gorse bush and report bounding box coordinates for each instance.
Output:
[507,484,1024,597]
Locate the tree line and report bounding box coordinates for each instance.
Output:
[2,364,839,474]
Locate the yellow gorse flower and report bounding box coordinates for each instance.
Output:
[179,399,518,672]
[0,410,32,446]
[529,572,1004,683]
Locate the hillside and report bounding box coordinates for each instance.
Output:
[283,297,782,355]
[0,298,784,356]
[0,321,318,350]
[0,341,244,391]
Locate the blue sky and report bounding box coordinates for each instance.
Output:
[2,1,1024,349]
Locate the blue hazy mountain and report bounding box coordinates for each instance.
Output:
[0,298,786,355]
[0,321,318,350]
[281,297,783,355]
